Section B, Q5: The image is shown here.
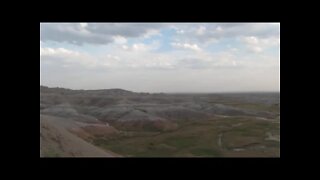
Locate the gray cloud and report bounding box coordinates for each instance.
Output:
[41,23,113,45]
[217,23,279,38]
[41,23,279,46]
[172,23,279,45]
[87,23,163,37]
[40,23,164,45]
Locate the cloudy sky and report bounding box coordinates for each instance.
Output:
[40,23,280,93]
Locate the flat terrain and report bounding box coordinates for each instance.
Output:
[40,86,280,157]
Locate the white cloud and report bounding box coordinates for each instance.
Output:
[113,35,127,44]
[250,46,263,53]
[170,23,279,47]
[176,29,184,34]
[241,36,279,53]
[171,42,202,51]
[79,23,88,28]
[260,37,280,46]
[143,29,161,38]
[230,48,238,52]
[121,41,160,52]
[121,43,149,51]
[216,26,223,32]
[170,25,186,34]
[121,45,129,50]
[243,36,259,45]
[40,47,98,68]
[133,43,147,51]
[40,47,80,57]
[196,26,206,35]
[105,54,120,61]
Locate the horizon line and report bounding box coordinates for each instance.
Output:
[40,85,280,94]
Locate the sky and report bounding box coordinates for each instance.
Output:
[40,23,280,93]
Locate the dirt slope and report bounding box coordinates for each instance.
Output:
[40,115,120,157]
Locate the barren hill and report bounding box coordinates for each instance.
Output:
[40,86,280,157]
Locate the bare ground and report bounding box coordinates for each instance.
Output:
[40,115,121,157]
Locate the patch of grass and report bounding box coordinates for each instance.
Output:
[91,116,279,157]
[224,103,279,113]
[134,147,176,157]
[108,145,144,156]
[92,138,110,146]
[190,148,222,157]
[42,148,61,157]
[263,141,280,148]
[164,136,198,149]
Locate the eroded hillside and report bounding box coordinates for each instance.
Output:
[40,86,280,157]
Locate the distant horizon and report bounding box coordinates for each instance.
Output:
[40,84,280,94]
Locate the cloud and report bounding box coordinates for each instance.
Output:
[40,23,280,92]
[40,23,113,45]
[40,47,80,57]
[41,23,279,49]
[216,26,223,32]
[40,47,98,68]
[176,29,184,34]
[171,42,202,51]
[41,23,165,45]
[171,23,279,46]
[240,36,280,53]
[121,41,160,52]
[79,23,88,28]
[132,43,148,51]
[212,23,279,39]
[196,26,206,35]
[142,29,162,38]
[243,36,259,45]
[112,35,127,44]
[250,47,263,53]
[121,43,149,51]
